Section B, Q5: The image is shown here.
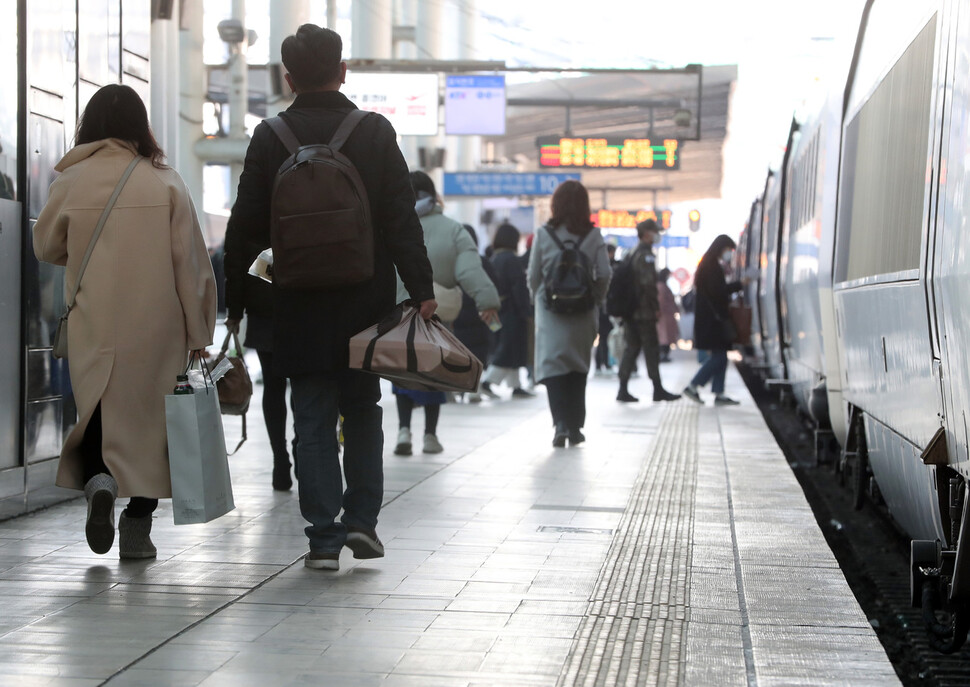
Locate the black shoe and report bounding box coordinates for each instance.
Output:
[568,430,585,446]
[616,390,639,403]
[511,387,535,398]
[273,462,293,491]
[553,424,568,448]
[653,388,681,402]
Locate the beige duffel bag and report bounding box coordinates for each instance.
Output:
[349,303,483,392]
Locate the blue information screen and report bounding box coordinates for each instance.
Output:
[443,172,581,197]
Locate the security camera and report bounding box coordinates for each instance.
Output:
[217,18,245,44]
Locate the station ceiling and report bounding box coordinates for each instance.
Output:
[489,64,737,209]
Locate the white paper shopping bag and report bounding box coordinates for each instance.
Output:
[165,383,235,525]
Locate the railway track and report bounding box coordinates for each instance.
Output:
[739,363,970,687]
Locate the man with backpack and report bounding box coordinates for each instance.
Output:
[608,219,680,403]
[223,24,436,571]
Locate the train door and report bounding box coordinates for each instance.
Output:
[0,2,21,480]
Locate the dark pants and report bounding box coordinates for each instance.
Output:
[595,311,613,370]
[618,319,662,389]
[543,372,588,432]
[690,349,729,395]
[256,350,297,466]
[290,370,383,553]
[396,395,440,435]
[79,403,158,518]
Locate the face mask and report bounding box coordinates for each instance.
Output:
[722,250,735,262]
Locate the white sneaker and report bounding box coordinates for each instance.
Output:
[394,427,412,455]
[423,433,444,454]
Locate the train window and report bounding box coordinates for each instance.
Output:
[79,0,121,86]
[28,0,75,96]
[835,15,936,283]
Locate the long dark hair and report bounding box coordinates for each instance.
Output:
[549,180,593,237]
[702,234,737,263]
[76,84,166,168]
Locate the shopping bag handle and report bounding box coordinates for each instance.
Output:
[219,330,246,361]
[183,350,215,391]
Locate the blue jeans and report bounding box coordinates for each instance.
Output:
[290,370,383,553]
[690,349,728,395]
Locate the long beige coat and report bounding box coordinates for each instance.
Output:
[33,139,217,498]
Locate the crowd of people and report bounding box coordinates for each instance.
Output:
[32,22,744,571]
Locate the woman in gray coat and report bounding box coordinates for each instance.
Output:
[528,181,611,447]
[394,171,500,455]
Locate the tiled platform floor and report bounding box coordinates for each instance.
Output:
[0,352,899,686]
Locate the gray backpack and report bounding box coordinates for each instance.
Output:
[265,110,374,290]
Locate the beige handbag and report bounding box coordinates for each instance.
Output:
[349,303,483,392]
[432,282,463,323]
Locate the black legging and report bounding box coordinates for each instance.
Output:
[542,372,588,432]
[79,403,157,518]
[396,395,440,435]
[256,350,297,464]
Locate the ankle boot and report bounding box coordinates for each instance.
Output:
[273,458,293,491]
[118,512,157,560]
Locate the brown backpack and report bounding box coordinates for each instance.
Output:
[266,111,374,290]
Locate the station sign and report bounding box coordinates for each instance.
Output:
[593,209,672,230]
[538,136,681,170]
[343,72,439,136]
[445,75,506,135]
[443,172,581,197]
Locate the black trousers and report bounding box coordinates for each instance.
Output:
[543,372,587,431]
[618,319,662,388]
[79,404,157,518]
[256,350,297,466]
[396,395,440,435]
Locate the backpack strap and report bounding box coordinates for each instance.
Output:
[329,110,370,151]
[265,116,302,155]
[545,225,568,251]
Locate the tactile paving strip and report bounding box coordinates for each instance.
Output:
[557,402,699,687]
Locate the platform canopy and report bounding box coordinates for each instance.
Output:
[488,64,737,209]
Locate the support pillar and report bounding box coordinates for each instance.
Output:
[150,12,180,167]
[351,0,392,58]
[178,0,206,214]
[448,0,481,231]
[269,0,309,109]
[227,0,249,203]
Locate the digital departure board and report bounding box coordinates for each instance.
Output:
[593,209,672,230]
[537,136,681,170]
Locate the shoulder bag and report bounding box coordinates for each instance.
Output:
[52,155,142,359]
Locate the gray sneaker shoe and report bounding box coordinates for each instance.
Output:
[715,395,741,406]
[119,512,157,560]
[682,386,703,404]
[394,427,412,456]
[423,433,444,454]
[305,551,340,570]
[84,474,117,554]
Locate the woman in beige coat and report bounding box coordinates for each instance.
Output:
[33,85,217,559]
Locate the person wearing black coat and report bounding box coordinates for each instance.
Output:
[452,224,499,402]
[223,25,436,571]
[481,223,534,398]
[683,234,745,405]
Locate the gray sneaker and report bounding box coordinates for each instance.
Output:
[423,433,444,454]
[394,427,412,456]
[715,395,741,406]
[682,386,703,404]
[84,473,117,554]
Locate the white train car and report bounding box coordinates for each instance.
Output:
[758,168,787,382]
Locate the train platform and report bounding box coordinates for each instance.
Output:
[0,351,899,686]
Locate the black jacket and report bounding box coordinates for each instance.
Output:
[489,249,531,368]
[453,256,499,364]
[693,256,742,351]
[224,91,434,375]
